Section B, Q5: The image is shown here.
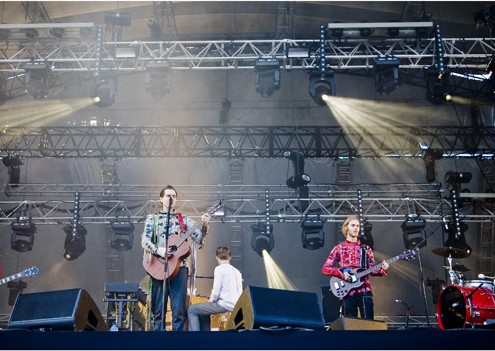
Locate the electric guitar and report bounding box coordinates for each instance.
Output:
[143,200,223,280]
[329,249,416,298]
[0,266,39,286]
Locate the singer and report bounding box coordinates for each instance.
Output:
[141,185,210,331]
[321,215,389,320]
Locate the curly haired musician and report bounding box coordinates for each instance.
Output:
[321,215,389,320]
[142,185,210,331]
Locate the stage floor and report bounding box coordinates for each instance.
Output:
[0,328,494,350]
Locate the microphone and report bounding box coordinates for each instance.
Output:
[168,195,173,206]
[478,273,495,280]
[395,299,412,309]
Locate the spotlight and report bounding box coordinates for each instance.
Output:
[401,216,426,250]
[254,58,281,98]
[445,171,472,184]
[110,218,135,252]
[219,98,231,124]
[2,156,23,185]
[301,216,325,250]
[359,22,374,38]
[63,224,87,261]
[91,76,118,107]
[145,61,171,100]
[24,62,51,100]
[284,151,311,189]
[374,56,400,95]
[147,19,163,41]
[308,70,336,105]
[423,148,443,183]
[251,223,274,256]
[10,217,36,253]
[424,68,450,104]
[23,28,39,39]
[104,12,132,27]
[49,28,65,39]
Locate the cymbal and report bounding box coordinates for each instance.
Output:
[432,246,470,258]
[443,264,470,272]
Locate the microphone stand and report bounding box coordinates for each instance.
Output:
[160,196,173,331]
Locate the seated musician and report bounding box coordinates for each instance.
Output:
[187,246,243,331]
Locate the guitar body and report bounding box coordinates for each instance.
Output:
[143,234,192,280]
[329,268,365,299]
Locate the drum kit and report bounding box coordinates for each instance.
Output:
[432,246,495,330]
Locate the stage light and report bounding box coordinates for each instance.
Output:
[251,223,274,256]
[374,56,400,95]
[110,217,135,252]
[10,216,36,253]
[445,171,472,184]
[49,28,64,38]
[145,61,171,100]
[301,217,325,250]
[425,69,450,104]
[147,19,163,41]
[24,62,51,100]
[104,12,132,27]
[254,58,280,98]
[91,76,118,107]
[359,22,373,38]
[63,224,87,261]
[2,156,23,185]
[422,148,443,183]
[401,216,426,250]
[308,71,336,105]
[284,151,311,189]
[219,98,231,124]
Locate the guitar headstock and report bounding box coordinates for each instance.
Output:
[21,266,39,278]
[207,199,223,216]
[399,250,417,261]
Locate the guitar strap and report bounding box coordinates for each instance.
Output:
[177,213,186,236]
[360,246,368,269]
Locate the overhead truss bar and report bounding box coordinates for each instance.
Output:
[1,125,495,159]
[0,36,493,74]
[1,183,493,225]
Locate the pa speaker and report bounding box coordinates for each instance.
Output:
[321,285,341,323]
[226,286,325,331]
[330,316,387,330]
[8,288,107,331]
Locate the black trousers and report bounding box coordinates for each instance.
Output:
[343,291,374,320]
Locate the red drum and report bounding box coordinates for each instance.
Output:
[436,284,495,330]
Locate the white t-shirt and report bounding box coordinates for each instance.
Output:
[209,263,243,310]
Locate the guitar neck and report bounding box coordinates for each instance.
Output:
[355,255,399,280]
[173,218,201,247]
[0,272,25,286]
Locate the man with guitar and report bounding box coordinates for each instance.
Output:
[321,215,389,320]
[142,185,211,331]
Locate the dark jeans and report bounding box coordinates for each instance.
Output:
[150,266,188,331]
[187,301,229,331]
[343,291,374,320]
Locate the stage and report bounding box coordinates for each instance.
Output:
[0,328,494,350]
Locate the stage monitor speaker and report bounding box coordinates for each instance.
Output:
[226,286,325,331]
[321,285,341,323]
[8,288,107,331]
[330,316,387,330]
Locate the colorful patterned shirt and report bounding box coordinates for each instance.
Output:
[321,239,387,296]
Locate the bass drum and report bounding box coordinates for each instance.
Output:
[436,284,495,330]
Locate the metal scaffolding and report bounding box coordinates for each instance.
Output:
[1,125,494,159]
[1,183,493,225]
